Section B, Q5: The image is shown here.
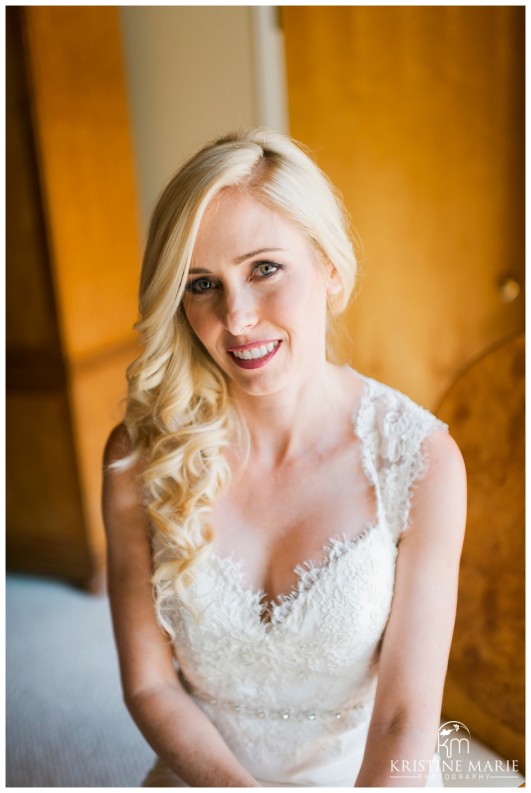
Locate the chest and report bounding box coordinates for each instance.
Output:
[210,438,377,604]
[162,522,398,700]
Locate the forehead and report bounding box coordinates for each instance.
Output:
[192,188,312,264]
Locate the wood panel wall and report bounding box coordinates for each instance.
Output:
[7,7,140,588]
[282,4,524,767]
[282,6,524,409]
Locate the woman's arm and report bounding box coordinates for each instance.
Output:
[102,425,260,787]
[354,430,467,787]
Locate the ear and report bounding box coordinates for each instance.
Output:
[324,260,343,296]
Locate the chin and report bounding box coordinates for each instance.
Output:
[219,357,284,393]
[229,372,288,397]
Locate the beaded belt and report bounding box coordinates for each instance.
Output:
[182,677,372,723]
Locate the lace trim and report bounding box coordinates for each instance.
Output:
[350,370,448,542]
[211,523,380,628]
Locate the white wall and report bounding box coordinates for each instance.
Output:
[120,6,288,238]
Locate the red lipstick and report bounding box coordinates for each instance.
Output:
[227,340,281,370]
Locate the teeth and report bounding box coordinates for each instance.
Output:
[232,341,279,360]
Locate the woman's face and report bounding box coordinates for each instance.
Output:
[183,188,340,397]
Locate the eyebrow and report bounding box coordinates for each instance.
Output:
[188,248,285,275]
[234,247,285,264]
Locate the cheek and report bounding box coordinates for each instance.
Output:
[183,302,216,346]
[270,273,328,325]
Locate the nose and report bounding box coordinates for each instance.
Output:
[220,286,258,336]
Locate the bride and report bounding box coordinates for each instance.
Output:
[102,129,466,787]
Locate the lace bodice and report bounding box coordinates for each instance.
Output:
[150,373,448,787]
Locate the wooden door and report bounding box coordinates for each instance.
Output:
[282,6,524,408]
[7,8,141,588]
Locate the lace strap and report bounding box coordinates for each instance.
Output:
[355,376,448,544]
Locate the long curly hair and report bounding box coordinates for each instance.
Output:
[120,129,358,624]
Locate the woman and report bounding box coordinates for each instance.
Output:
[103,129,466,787]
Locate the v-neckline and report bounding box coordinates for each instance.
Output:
[209,371,384,627]
[211,518,383,630]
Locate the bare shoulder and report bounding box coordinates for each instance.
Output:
[103,423,146,483]
[422,428,466,480]
[104,422,135,467]
[102,424,148,544]
[405,429,467,552]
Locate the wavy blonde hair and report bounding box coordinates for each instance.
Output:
[122,129,358,625]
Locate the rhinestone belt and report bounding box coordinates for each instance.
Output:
[183,677,372,723]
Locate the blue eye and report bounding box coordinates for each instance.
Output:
[186,277,216,294]
[254,261,283,278]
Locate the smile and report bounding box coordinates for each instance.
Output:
[227,340,281,369]
[231,341,279,360]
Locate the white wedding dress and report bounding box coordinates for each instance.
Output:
[143,373,447,787]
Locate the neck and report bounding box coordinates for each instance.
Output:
[229,360,341,468]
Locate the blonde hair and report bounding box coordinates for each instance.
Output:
[122,129,357,629]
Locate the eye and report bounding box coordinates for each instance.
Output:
[186,277,216,294]
[253,261,283,278]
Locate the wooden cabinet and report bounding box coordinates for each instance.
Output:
[437,335,525,770]
[6,8,140,589]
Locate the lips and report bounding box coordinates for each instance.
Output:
[226,340,281,370]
